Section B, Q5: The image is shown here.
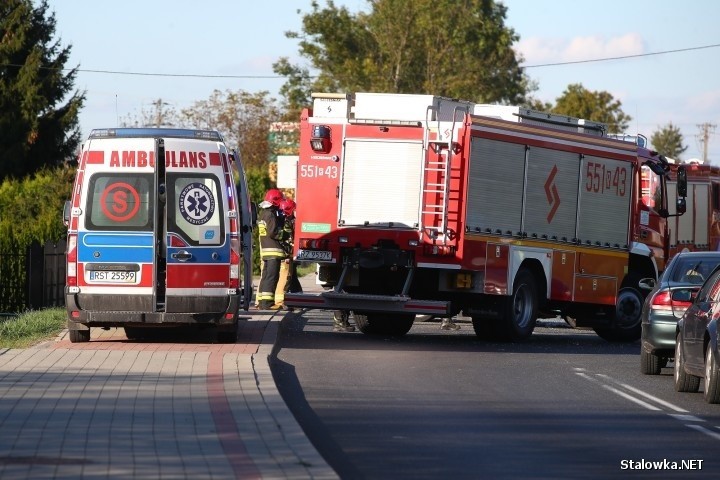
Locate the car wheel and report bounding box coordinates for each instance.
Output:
[704,346,720,403]
[674,335,700,393]
[69,329,90,343]
[640,350,662,375]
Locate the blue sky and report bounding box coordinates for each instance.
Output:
[50,0,720,162]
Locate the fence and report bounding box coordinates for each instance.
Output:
[0,239,66,314]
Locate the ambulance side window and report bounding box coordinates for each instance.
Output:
[167,174,224,246]
[86,174,154,231]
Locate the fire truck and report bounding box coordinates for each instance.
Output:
[284,92,687,342]
[666,162,720,255]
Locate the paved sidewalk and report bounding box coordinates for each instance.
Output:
[0,272,336,479]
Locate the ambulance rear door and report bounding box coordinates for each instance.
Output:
[163,137,235,315]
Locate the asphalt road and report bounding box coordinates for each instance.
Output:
[273,310,720,480]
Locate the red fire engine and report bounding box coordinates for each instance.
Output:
[284,92,687,342]
[666,162,720,256]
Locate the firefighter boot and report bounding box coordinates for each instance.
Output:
[333,310,355,332]
[440,318,461,331]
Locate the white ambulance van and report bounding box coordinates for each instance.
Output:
[64,128,254,342]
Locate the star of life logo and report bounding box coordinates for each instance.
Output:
[179,182,215,225]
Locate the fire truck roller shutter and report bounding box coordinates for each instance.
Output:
[466,138,525,234]
[340,139,423,228]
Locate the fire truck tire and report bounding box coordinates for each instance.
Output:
[69,329,90,343]
[593,284,643,342]
[496,268,537,341]
[354,313,414,336]
[471,316,497,340]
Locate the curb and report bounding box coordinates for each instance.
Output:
[252,313,339,479]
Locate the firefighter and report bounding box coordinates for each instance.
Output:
[256,188,286,310]
[274,198,301,308]
[333,310,355,332]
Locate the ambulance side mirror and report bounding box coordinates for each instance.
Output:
[63,200,71,227]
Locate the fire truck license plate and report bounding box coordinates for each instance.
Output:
[88,271,137,283]
[297,250,332,261]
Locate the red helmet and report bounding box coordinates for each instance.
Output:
[279,199,296,216]
[264,188,283,206]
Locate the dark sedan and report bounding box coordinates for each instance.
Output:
[641,251,720,375]
[674,264,720,403]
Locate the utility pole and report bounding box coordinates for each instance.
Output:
[698,122,717,164]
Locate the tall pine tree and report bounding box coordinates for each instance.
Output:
[0,0,85,180]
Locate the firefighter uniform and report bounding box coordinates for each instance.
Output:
[274,213,302,306]
[256,201,285,309]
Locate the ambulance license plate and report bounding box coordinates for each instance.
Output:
[297,250,332,261]
[88,270,137,283]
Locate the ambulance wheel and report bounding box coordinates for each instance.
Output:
[217,325,238,344]
[496,268,537,342]
[355,313,414,337]
[123,327,143,340]
[593,283,643,343]
[69,329,90,343]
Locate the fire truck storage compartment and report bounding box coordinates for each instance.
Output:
[667,181,709,248]
[340,139,423,228]
[465,136,631,249]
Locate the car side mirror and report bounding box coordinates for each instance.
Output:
[638,278,656,291]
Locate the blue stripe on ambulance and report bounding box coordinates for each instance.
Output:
[78,232,154,263]
[166,235,231,263]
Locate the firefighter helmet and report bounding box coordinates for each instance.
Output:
[264,188,284,206]
[279,199,296,216]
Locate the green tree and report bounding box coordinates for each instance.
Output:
[177,89,281,170]
[0,166,73,248]
[551,83,631,133]
[650,123,687,160]
[0,0,85,180]
[276,0,531,107]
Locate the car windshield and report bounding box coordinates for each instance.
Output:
[670,257,720,284]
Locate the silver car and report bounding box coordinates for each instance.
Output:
[640,251,720,375]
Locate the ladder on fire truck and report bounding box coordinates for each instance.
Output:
[420,104,468,244]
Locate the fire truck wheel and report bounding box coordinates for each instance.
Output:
[354,313,414,336]
[69,329,90,343]
[496,268,537,341]
[471,316,498,340]
[593,284,643,342]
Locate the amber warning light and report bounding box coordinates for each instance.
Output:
[310,125,331,152]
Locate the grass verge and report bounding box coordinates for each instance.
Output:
[0,308,65,349]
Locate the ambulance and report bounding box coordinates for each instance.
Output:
[64,128,254,342]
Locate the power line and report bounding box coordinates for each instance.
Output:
[1,42,719,78]
[522,43,720,68]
